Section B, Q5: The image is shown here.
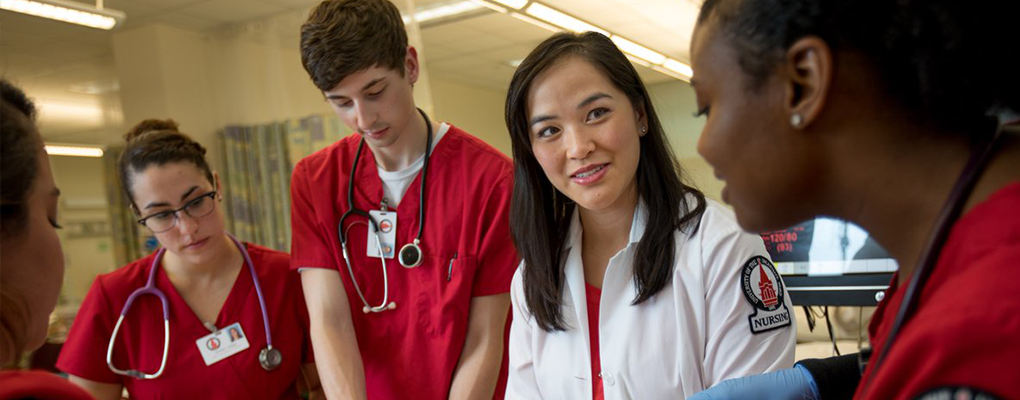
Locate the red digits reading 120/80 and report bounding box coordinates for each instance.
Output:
[761,226,805,255]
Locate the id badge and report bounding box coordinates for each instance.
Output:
[367,210,396,259]
[195,322,250,366]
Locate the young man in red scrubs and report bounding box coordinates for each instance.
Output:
[293,1,518,399]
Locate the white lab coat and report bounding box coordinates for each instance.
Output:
[506,198,796,400]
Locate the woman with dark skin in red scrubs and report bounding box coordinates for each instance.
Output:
[686,0,1020,399]
[0,79,93,400]
[57,119,323,400]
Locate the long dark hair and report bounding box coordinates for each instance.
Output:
[505,32,706,331]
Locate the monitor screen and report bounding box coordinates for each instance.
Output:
[761,218,898,306]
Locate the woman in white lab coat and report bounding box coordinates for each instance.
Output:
[502,32,796,400]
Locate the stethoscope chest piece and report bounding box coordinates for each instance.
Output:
[259,346,282,371]
[399,239,423,268]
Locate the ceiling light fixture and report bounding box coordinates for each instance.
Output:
[413,0,485,24]
[486,0,528,10]
[0,0,125,30]
[45,144,104,157]
[509,11,559,33]
[524,2,608,36]
[610,35,666,65]
[475,0,693,82]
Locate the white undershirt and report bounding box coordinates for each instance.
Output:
[377,122,449,207]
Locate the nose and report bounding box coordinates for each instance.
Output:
[175,210,201,236]
[564,126,595,160]
[354,102,377,133]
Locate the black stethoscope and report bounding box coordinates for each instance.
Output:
[337,108,433,314]
[859,125,1005,394]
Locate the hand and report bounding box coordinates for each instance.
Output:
[687,364,820,400]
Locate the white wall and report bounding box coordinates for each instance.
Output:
[431,78,511,155]
[48,155,117,308]
[648,80,725,202]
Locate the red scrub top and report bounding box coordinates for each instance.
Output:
[56,242,314,400]
[0,370,94,400]
[585,284,604,400]
[855,182,1020,400]
[290,125,518,400]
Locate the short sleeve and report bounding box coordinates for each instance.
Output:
[470,170,519,297]
[290,160,334,271]
[699,207,797,386]
[56,278,122,384]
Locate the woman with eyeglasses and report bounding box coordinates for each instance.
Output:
[56,119,323,400]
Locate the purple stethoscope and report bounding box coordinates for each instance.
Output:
[106,234,281,379]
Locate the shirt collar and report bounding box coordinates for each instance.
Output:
[564,198,648,251]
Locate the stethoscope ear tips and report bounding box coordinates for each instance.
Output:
[386,302,397,310]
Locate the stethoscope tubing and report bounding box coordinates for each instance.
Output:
[106,233,274,379]
[859,127,1005,395]
[337,108,433,313]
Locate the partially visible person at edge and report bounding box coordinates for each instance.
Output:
[293,0,518,399]
[0,79,93,400]
[686,0,1020,399]
[56,119,322,399]
[503,32,796,400]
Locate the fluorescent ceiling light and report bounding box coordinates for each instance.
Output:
[510,11,560,33]
[487,0,528,10]
[662,59,693,78]
[414,1,484,23]
[611,35,666,65]
[651,65,691,83]
[45,144,104,157]
[0,0,124,30]
[468,0,507,13]
[624,54,651,68]
[524,2,607,36]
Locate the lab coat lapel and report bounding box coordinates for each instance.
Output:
[562,208,587,333]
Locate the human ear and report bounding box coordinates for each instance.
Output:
[634,100,648,136]
[783,36,832,129]
[405,46,420,85]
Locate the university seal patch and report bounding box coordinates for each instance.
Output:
[741,255,792,334]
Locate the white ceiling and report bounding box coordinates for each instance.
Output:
[0,0,700,144]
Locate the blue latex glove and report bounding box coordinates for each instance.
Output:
[687,364,820,400]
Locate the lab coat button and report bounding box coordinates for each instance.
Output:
[601,371,615,386]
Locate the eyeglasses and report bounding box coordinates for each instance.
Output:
[137,191,218,233]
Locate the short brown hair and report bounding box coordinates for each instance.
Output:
[301,0,408,91]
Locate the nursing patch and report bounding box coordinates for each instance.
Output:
[741,256,792,334]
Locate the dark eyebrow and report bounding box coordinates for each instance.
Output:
[323,77,386,100]
[530,92,613,127]
[180,186,199,202]
[577,92,611,109]
[142,185,200,210]
[361,77,385,92]
[529,115,555,127]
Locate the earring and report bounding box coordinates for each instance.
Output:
[790,114,803,127]
[640,126,647,133]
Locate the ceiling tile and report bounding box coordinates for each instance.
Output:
[179,0,288,25]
